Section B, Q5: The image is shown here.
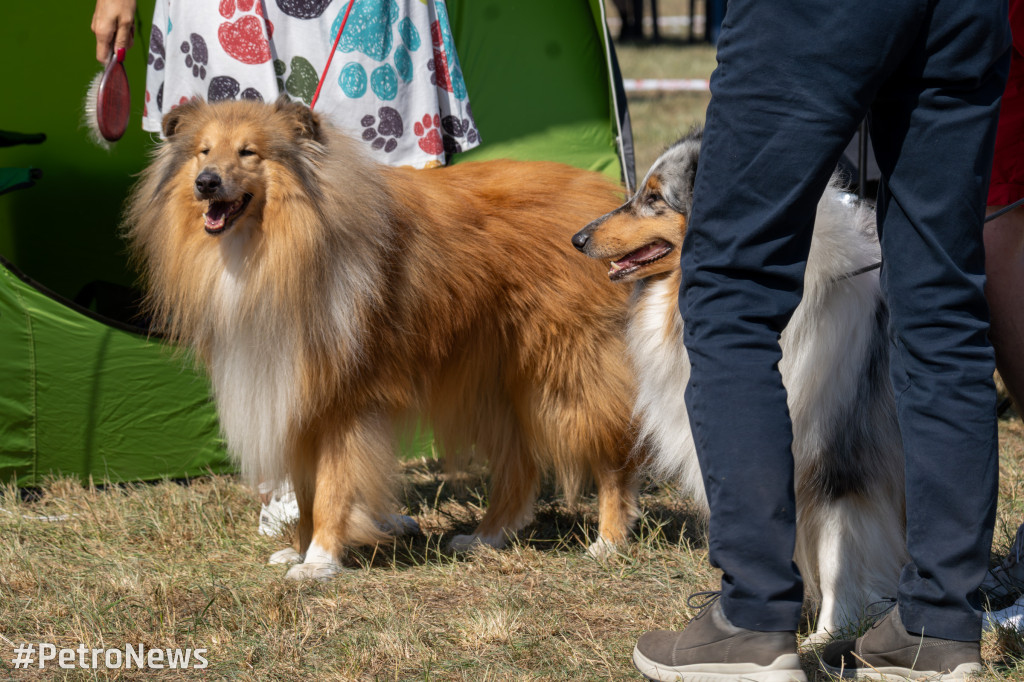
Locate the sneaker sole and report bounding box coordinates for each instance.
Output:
[632,647,808,682]
[820,661,984,680]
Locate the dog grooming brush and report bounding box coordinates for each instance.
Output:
[84,47,131,148]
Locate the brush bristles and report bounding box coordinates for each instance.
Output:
[83,71,112,150]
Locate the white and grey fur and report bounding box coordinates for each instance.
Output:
[628,129,905,639]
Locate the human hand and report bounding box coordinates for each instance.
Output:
[91,0,137,63]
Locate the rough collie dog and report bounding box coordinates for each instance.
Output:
[125,98,640,579]
[572,128,907,639]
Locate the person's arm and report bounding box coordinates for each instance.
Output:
[1011,0,1024,56]
[91,0,136,63]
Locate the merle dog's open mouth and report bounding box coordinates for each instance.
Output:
[608,240,673,281]
[204,194,253,234]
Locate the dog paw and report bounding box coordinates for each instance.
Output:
[378,513,420,536]
[800,631,832,649]
[284,562,347,581]
[586,536,619,560]
[267,547,303,565]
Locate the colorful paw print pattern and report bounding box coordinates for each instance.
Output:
[431,1,467,100]
[414,113,444,155]
[218,0,274,65]
[412,109,479,156]
[180,33,209,80]
[148,25,166,71]
[275,0,332,19]
[440,111,479,155]
[143,0,479,167]
[335,0,401,62]
[208,76,265,103]
[338,62,400,101]
[361,107,404,153]
[275,57,319,104]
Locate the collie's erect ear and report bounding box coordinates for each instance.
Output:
[161,97,205,139]
[273,96,324,143]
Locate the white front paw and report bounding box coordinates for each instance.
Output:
[284,562,346,581]
[587,536,619,560]
[800,631,832,648]
[268,547,303,565]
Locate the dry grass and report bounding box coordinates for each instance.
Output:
[3,414,1024,680]
[0,461,714,680]
[3,18,1024,682]
[611,21,716,175]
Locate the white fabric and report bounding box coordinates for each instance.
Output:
[143,0,479,168]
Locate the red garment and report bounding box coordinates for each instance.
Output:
[990,0,1024,205]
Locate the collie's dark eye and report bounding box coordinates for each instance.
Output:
[239,148,256,157]
[199,149,210,156]
[645,191,662,205]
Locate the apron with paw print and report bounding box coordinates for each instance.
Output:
[142,0,480,168]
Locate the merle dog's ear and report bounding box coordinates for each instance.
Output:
[161,97,205,139]
[273,96,324,143]
[666,126,702,217]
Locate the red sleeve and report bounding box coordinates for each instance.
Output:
[1011,0,1024,56]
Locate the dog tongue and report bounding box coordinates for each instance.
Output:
[612,241,670,270]
[204,201,232,230]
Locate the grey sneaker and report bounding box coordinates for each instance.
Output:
[981,522,1024,601]
[632,592,808,681]
[819,604,983,680]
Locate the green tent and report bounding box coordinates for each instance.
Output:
[0,257,230,486]
[0,0,634,486]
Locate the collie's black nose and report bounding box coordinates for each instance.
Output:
[571,230,590,252]
[195,171,222,196]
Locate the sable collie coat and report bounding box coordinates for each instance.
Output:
[126,98,639,579]
[572,129,907,638]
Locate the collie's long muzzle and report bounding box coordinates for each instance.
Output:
[194,170,252,235]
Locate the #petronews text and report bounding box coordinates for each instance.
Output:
[10,642,208,670]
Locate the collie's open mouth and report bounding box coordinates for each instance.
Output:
[608,240,673,281]
[204,194,253,234]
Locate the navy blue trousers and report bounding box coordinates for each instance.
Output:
[681,0,1009,640]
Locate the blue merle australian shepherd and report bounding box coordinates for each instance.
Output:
[573,128,906,641]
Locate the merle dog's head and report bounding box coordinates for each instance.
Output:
[572,127,701,283]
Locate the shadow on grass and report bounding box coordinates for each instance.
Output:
[339,457,708,571]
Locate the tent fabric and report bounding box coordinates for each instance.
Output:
[0,257,230,487]
[0,0,633,486]
[447,0,636,189]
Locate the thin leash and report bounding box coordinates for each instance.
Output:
[986,195,1024,222]
[309,0,355,111]
[838,261,881,280]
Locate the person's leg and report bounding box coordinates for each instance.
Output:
[865,0,1008,641]
[677,0,921,634]
[985,205,1024,404]
[977,206,1024,600]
